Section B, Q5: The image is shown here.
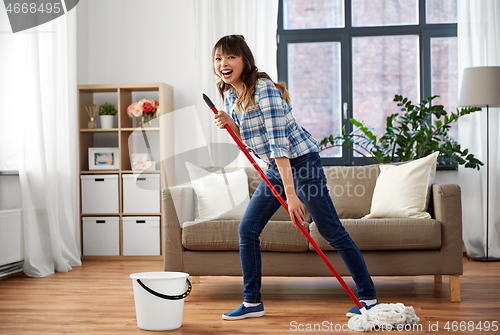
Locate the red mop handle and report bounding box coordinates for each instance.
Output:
[203,94,363,310]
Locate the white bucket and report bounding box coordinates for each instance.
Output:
[130,272,191,331]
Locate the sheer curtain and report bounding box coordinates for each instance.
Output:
[458,0,500,258]
[193,0,279,168]
[11,11,81,277]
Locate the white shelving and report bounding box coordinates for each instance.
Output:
[78,83,174,259]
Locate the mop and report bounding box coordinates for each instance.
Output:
[203,94,420,332]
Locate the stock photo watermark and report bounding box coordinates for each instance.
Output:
[290,320,499,332]
[290,320,423,332]
[4,0,79,33]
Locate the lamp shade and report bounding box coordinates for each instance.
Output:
[458,66,500,107]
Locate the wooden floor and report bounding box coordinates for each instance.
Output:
[1,257,499,334]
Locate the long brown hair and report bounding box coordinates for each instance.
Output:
[212,35,290,112]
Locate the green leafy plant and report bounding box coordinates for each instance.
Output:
[320,94,483,170]
[98,102,118,116]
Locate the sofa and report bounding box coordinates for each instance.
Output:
[162,163,463,302]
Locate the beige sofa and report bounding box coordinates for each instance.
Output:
[162,164,463,302]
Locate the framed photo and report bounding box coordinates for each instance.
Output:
[89,147,119,170]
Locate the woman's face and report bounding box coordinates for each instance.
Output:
[214,50,245,92]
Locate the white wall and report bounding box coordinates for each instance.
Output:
[0,176,22,210]
[77,0,197,110]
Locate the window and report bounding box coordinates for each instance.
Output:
[278,0,457,165]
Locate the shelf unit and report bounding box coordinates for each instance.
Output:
[78,83,174,260]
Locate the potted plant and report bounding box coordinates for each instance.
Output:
[320,94,483,170]
[99,102,118,129]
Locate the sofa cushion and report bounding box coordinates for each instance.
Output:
[186,163,250,220]
[308,219,441,251]
[363,152,438,219]
[323,165,380,219]
[182,220,310,252]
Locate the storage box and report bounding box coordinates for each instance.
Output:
[82,217,119,256]
[122,174,160,213]
[122,216,160,256]
[81,175,119,214]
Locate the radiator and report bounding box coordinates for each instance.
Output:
[0,209,24,271]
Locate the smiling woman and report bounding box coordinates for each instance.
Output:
[212,35,290,115]
[208,34,380,323]
[213,52,245,93]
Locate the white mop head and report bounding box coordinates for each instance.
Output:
[348,303,420,332]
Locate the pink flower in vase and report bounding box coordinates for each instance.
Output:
[127,103,142,117]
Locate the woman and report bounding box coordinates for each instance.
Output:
[212,34,378,321]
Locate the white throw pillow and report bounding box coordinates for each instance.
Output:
[362,151,439,219]
[185,162,250,221]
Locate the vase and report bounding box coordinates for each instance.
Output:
[140,115,150,128]
[88,117,97,129]
[100,115,114,129]
[140,113,155,128]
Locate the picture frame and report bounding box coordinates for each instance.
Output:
[88,147,119,170]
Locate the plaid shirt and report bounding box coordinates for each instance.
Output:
[224,78,319,164]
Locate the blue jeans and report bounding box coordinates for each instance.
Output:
[238,152,377,303]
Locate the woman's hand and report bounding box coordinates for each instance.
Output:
[213,110,243,143]
[214,110,234,129]
[287,194,305,225]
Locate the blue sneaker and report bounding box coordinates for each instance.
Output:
[346,300,379,317]
[222,303,265,320]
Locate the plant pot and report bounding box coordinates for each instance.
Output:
[100,115,115,129]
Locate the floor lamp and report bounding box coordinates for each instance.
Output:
[458,66,500,262]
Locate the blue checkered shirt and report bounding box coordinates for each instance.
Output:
[224,78,319,164]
